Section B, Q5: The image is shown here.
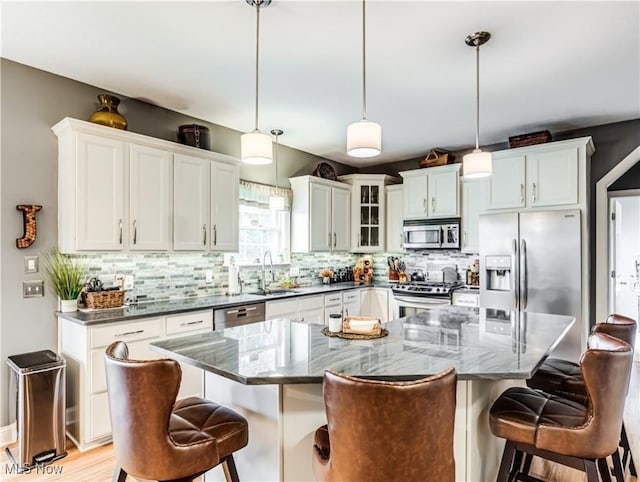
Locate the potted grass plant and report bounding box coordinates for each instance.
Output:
[43,248,86,312]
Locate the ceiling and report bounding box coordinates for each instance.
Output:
[2,1,639,167]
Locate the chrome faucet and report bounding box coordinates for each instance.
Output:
[261,250,275,293]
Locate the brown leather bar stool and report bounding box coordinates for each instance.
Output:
[490,332,634,482]
[104,341,248,482]
[312,367,457,482]
[526,314,637,477]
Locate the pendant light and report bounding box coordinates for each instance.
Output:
[463,31,492,178]
[269,129,286,211]
[346,0,381,158]
[241,0,272,165]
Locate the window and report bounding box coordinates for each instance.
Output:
[228,181,291,266]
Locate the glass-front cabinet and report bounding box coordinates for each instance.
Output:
[339,174,400,252]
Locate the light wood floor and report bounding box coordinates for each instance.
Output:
[1,362,638,482]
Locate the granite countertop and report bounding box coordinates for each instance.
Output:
[57,282,389,325]
[150,306,574,383]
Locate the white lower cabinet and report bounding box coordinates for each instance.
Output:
[266,295,324,324]
[59,309,212,452]
[360,288,390,322]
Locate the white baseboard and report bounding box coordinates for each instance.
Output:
[0,422,16,447]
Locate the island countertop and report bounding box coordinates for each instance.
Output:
[150,306,574,383]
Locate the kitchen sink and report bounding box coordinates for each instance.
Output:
[255,289,300,297]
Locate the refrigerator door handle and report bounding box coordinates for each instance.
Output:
[520,239,528,310]
[512,238,519,309]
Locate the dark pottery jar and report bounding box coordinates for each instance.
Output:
[89,94,128,130]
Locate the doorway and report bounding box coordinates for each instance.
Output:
[609,192,640,325]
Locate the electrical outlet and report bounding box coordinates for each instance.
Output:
[205,270,213,283]
[23,280,44,298]
[114,274,124,288]
[124,275,135,290]
[289,266,300,277]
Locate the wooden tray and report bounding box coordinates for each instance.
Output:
[321,326,389,340]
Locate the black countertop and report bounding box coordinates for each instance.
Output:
[150,306,574,383]
[57,282,388,325]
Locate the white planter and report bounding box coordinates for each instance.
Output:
[59,298,78,312]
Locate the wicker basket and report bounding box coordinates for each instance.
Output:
[82,289,125,309]
[509,130,551,148]
[418,149,455,168]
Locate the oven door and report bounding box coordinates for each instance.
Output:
[392,294,451,319]
[402,224,442,249]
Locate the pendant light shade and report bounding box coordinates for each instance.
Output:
[241,0,272,165]
[462,149,492,178]
[241,131,272,165]
[269,129,286,210]
[347,0,381,158]
[347,119,381,157]
[463,31,492,178]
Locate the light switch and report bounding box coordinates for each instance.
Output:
[23,280,44,298]
[24,256,39,273]
[205,270,213,283]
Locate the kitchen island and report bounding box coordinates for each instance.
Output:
[151,306,574,482]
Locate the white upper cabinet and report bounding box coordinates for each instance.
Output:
[56,129,125,252]
[527,147,578,207]
[290,176,351,253]
[53,118,240,253]
[486,139,590,212]
[173,154,209,251]
[129,144,171,251]
[427,167,460,217]
[331,187,351,251]
[210,162,239,251]
[399,164,461,220]
[461,178,486,253]
[338,174,399,253]
[385,185,404,252]
[486,155,526,210]
[310,182,332,251]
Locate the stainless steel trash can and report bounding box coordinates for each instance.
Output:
[5,350,67,472]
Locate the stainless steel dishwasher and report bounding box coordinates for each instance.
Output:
[214,302,266,330]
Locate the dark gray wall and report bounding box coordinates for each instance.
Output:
[0,59,354,427]
[608,161,640,191]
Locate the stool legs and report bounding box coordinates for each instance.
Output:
[621,422,637,477]
[112,466,127,482]
[222,455,240,482]
[497,440,516,482]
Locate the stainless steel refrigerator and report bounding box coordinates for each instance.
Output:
[479,209,582,360]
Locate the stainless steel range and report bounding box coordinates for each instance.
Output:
[391,280,464,318]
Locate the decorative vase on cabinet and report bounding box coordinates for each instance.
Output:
[89,94,128,130]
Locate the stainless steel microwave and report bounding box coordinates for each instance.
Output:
[402,218,460,249]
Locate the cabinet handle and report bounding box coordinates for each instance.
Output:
[119,219,123,245]
[203,224,207,246]
[345,308,349,318]
[333,232,337,248]
[431,197,436,213]
[423,198,427,213]
[133,220,137,245]
[180,320,204,326]
[213,225,217,246]
[520,184,524,203]
[357,233,360,248]
[532,182,537,203]
[114,329,144,337]
[328,232,332,248]
[464,231,468,244]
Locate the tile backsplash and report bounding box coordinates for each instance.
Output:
[72,250,478,302]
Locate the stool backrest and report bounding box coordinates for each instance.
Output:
[321,367,457,482]
[592,313,637,350]
[537,332,633,459]
[104,341,182,477]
